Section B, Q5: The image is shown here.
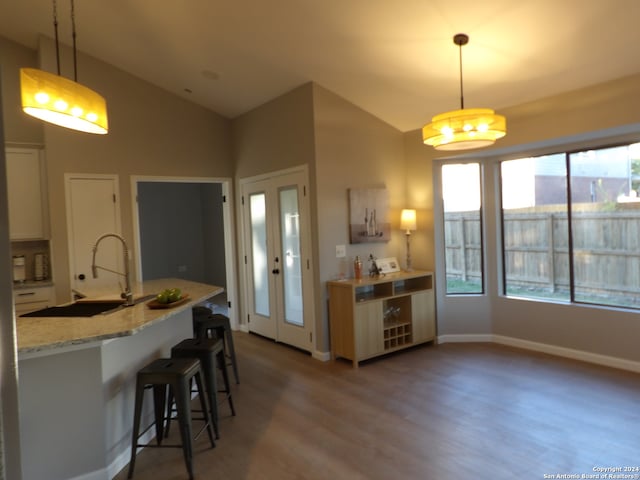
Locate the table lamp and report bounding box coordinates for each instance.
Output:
[400,209,417,271]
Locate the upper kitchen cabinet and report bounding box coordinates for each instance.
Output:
[6,147,50,240]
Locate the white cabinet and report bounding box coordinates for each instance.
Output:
[13,285,55,316]
[328,270,436,367]
[6,147,49,240]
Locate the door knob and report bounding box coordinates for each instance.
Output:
[78,273,86,280]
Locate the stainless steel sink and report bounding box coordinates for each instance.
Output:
[20,301,125,317]
[20,294,157,317]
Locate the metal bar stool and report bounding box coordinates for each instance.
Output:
[192,306,240,384]
[168,337,236,440]
[127,357,215,480]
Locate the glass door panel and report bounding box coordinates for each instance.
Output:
[249,192,270,317]
[280,186,303,327]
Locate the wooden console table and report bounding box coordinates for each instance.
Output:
[327,270,435,367]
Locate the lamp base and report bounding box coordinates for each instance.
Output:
[405,232,413,271]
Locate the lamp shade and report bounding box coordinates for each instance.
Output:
[400,209,417,232]
[422,107,505,151]
[20,68,108,135]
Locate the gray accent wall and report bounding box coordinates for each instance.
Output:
[137,181,226,288]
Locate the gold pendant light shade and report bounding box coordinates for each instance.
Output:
[20,68,108,135]
[422,33,505,151]
[422,107,506,151]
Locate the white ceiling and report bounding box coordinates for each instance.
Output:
[2,0,640,132]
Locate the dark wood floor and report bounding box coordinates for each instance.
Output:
[115,333,640,480]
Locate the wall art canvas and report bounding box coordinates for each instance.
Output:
[348,188,390,244]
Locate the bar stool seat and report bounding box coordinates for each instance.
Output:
[192,306,240,384]
[127,357,215,480]
[169,337,236,440]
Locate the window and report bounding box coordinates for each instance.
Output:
[500,155,570,302]
[442,163,484,294]
[500,142,640,309]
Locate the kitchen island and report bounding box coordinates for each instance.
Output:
[17,278,223,480]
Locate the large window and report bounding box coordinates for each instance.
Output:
[500,142,640,309]
[442,163,484,294]
[501,154,570,302]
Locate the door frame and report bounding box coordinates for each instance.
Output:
[238,165,316,350]
[130,175,238,330]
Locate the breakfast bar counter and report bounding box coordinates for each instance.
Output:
[17,278,223,354]
[17,278,223,480]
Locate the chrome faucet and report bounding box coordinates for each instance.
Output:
[91,233,134,306]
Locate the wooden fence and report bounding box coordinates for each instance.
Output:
[444,210,640,298]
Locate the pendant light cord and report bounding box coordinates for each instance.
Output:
[458,39,464,109]
[453,33,469,110]
[52,0,61,75]
[71,0,78,81]
[51,0,78,81]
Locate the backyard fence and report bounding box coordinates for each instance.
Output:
[444,209,640,298]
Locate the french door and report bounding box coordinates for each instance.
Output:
[241,167,314,352]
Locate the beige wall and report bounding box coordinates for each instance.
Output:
[4,29,640,376]
[29,37,234,302]
[231,82,410,352]
[408,73,640,364]
[312,84,406,351]
[0,81,22,480]
[232,83,316,179]
[491,74,640,362]
[0,37,43,144]
[230,83,319,345]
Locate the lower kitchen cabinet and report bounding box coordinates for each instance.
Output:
[13,285,55,316]
[327,270,435,367]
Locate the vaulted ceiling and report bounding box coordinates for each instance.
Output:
[2,1,639,132]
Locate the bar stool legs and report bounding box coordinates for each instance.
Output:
[192,307,240,384]
[215,337,236,417]
[167,337,236,442]
[127,358,215,480]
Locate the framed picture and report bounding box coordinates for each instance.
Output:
[348,188,390,244]
[376,257,400,274]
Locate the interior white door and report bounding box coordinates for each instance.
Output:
[241,168,314,352]
[65,174,122,298]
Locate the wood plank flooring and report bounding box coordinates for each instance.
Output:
[115,333,640,480]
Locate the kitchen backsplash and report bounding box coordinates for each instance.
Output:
[11,240,51,283]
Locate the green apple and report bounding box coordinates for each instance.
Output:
[168,288,182,303]
[156,291,170,304]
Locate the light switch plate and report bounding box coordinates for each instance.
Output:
[335,244,346,258]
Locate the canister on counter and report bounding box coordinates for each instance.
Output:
[354,255,362,280]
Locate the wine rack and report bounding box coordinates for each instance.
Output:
[328,270,435,367]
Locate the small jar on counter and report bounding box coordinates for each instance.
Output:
[354,256,363,280]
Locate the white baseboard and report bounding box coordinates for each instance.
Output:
[438,333,640,373]
[313,350,331,362]
[438,334,493,344]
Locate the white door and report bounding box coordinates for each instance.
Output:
[65,174,122,297]
[241,167,315,352]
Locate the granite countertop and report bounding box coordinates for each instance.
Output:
[17,278,223,354]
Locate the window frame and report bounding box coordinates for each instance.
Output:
[498,139,640,311]
[441,161,486,296]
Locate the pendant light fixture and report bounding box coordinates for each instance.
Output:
[422,34,505,151]
[20,0,108,135]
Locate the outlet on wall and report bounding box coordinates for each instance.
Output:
[335,244,346,258]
